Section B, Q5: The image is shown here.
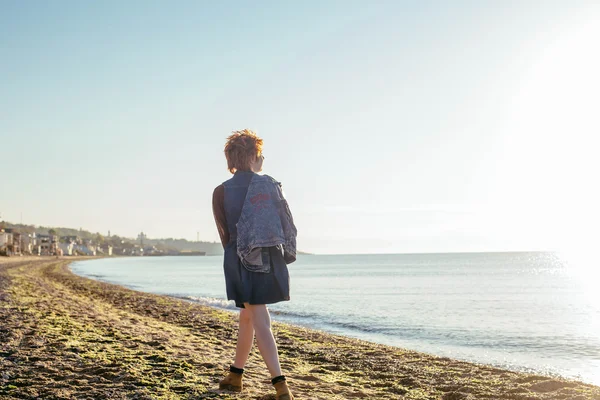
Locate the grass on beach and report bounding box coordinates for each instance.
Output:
[1,258,599,400]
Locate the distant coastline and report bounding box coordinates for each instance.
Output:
[1,221,317,258]
[0,221,223,256]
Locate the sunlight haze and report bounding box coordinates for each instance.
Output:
[1,1,598,254]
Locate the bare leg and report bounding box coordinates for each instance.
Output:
[233,308,254,369]
[243,303,282,378]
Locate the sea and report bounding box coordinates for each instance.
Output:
[70,252,600,385]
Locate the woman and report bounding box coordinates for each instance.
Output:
[212,129,295,400]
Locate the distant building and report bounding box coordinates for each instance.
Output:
[143,245,160,256]
[0,230,13,254]
[36,234,58,256]
[75,244,96,256]
[59,242,75,256]
[96,245,113,256]
[61,235,81,245]
[21,233,36,255]
[0,229,21,256]
[11,231,21,255]
[138,232,147,247]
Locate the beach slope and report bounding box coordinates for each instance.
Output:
[1,258,599,400]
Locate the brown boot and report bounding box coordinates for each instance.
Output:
[219,370,243,392]
[273,379,294,400]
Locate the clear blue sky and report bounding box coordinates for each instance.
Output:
[1,1,598,254]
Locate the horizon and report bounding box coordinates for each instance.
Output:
[2,1,599,255]
[0,219,558,256]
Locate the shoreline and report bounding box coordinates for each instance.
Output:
[166,296,590,385]
[1,258,599,399]
[68,254,597,387]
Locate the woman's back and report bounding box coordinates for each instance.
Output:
[222,170,256,245]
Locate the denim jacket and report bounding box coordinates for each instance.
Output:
[236,174,297,272]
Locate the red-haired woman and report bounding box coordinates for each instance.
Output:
[212,129,295,400]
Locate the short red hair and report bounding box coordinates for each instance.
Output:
[224,129,263,174]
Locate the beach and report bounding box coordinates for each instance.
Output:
[1,258,599,400]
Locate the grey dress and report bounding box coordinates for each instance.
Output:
[212,170,291,308]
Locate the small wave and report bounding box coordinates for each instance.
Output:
[173,295,414,337]
[173,295,239,311]
[72,270,141,290]
[170,295,399,335]
[177,300,600,360]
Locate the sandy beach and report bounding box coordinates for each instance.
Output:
[1,258,599,400]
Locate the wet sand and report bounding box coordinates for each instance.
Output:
[1,257,599,399]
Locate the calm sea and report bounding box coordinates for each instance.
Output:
[71,252,600,385]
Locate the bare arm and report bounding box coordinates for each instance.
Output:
[212,185,229,248]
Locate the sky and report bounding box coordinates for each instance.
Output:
[1,1,599,254]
